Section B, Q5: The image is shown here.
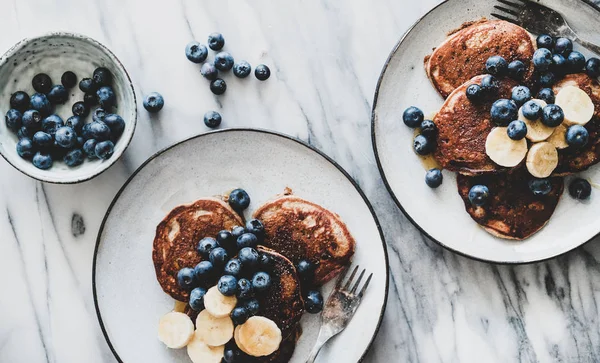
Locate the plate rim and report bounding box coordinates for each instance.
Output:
[92,127,390,363]
[371,0,600,265]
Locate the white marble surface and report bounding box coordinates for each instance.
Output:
[2,0,600,362]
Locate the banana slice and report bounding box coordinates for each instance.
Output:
[195,309,234,347]
[234,326,252,355]
[204,286,237,318]
[526,142,558,178]
[173,300,188,313]
[485,127,528,167]
[187,331,224,363]
[518,99,553,142]
[547,123,569,149]
[158,311,195,349]
[237,316,282,357]
[555,86,594,126]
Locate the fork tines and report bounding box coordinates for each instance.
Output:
[492,0,525,24]
[336,265,373,298]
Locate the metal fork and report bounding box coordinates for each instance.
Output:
[305,265,373,363]
[492,0,600,55]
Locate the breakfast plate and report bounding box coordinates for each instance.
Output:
[93,129,388,362]
[372,0,600,263]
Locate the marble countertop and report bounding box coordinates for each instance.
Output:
[2,0,600,362]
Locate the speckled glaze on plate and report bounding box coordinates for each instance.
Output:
[93,129,388,363]
[372,0,600,264]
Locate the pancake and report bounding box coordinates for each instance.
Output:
[425,19,535,98]
[433,75,519,175]
[552,73,600,175]
[456,169,564,240]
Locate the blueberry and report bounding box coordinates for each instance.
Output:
[17,126,32,139]
[420,120,437,137]
[551,54,567,75]
[204,111,222,128]
[507,60,527,81]
[538,71,555,88]
[65,116,83,133]
[511,86,531,106]
[252,272,271,293]
[216,230,236,251]
[218,275,238,296]
[236,278,254,299]
[41,114,64,135]
[566,51,586,73]
[233,61,252,78]
[10,91,30,111]
[245,219,264,238]
[83,139,98,159]
[468,185,489,207]
[16,138,35,158]
[304,290,324,314]
[229,188,250,211]
[237,233,258,250]
[243,298,260,316]
[177,267,197,290]
[485,55,508,76]
[554,37,573,56]
[238,247,259,270]
[29,93,52,116]
[254,64,271,81]
[79,78,96,93]
[142,92,163,113]
[224,258,242,277]
[542,104,564,127]
[566,125,589,148]
[189,287,207,311]
[63,149,84,167]
[208,32,225,51]
[72,101,90,117]
[83,121,111,141]
[84,92,97,107]
[231,226,246,239]
[103,114,125,140]
[5,109,22,131]
[93,67,113,86]
[209,247,229,268]
[194,261,214,282]
[95,140,115,159]
[296,260,315,283]
[32,73,52,94]
[92,108,106,123]
[586,58,600,78]
[507,120,527,140]
[96,86,116,109]
[532,48,553,71]
[259,253,275,272]
[33,131,53,149]
[490,99,518,126]
[197,237,219,258]
[185,41,208,63]
[55,126,77,148]
[465,84,483,103]
[425,168,443,188]
[537,88,555,104]
[536,34,554,50]
[528,178,552,196]
[569,178,591,200]
[47,85,68,104]
[413,134,434,155]
[230,307,249,325]
[214,52,234,72]
[223,347,249,363]
[61,71,77,88]
[210,78,227,95]
[480,75,500,97]
[76,136,84,148]
[402,106,424,128]
[200,63,218,81]
[32,152,52,170]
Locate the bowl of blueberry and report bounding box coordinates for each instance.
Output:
[0,32,137,183]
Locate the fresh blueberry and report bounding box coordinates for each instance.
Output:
[252,272,271,293]
[217,275,238,296]
[305,290,324,314]
[200,63,218,80]
[485,55,508,76]
[17,126,32,139]
[76,136,84,148]
[177,267,197,290]
[586,58,600,78]
[468,185,489,207]
[566,51,586,73]
[143,92,164,113]
[229,188,250,211]
[103,114,125,140]
[92,108,107,123]
[528,178,552,196]
[209,247,229,268]
[216,230,236,251]
[522,100,543,121]
[537,88,555,104]
[551,54,567,75]
[185,41,208,63]
[237,233,258,249]
[245,219,264,238]
[413,134,434,155]
[259,253,275,272]
[72,101,90,117]
[233,61,252,78]
[79,78,96,93]
[83,92,97,106]
[490,99,518,126]
[16,138,35,159]
[33,131,53,149]
[569,178,592,200]
[224,258,242,277]
[236,278,254,299]
[536,34,554,49]
[55,126,77,148]
[208,32,225,51]
[420,120,437,137]
[230,307,249,325]
[566,125,589,148]
[542,104,564,127]
[204,111,222,128]
[29,93,52,115]
[402,106,424,128]
[189,287,207,311]
[214,52,234,72]
[61,71,77,88]
[511,85,531,106]
[532,48,553,71]
[507,120,527,140]
[83,139,98,159]
[10,91,30,112]
[197,237,219,258]
[93,67,113,86]
[465,84,484,103]
[96,86,116,109]
[210,78,227,95]
[231,226,246,239]
[32,73,52,94]
[538,71,556,88]
[83,121,111,141]
[425,168,443,188]
[32,152,52,170]
[296,260,315,283]
[507,60,527,81]
[194,261,215,282]
[480,75,500,97]
[65,116,83,133]
[254,64,271,81]
[41,114,64,135]
[5,109,22,131]
[223,347,249,363]
[63,149,84,167]
[47,85,68,104]
[243,298,260,316]
[554,37,573,56]
[95,140,115,159]
[238,247,259,270]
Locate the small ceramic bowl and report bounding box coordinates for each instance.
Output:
[0,32,137,184]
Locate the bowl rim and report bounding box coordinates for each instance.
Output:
[0,31,138,184]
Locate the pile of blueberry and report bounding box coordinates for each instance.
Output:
[6,68,125,169]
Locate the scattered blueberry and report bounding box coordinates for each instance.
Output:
[197,237,219,258]
[16,138,35,158]
[185,41,208,63]
[532,48,553,71]
[466,84,484,103]
[224,258,242,277]
[569,178,592,200]
[208,33,225,51]
[507,60,527,81]
[189,287,207,311]
[209,247,229,268]
[32,152,52,170]
[233,61,252,78]
[83,121,111,141]
[536,34,554,50]
[413,134,434,155]
[231,226,246,239]
[238,247,259,270]
[542,104,564,127]
[177,267,197,290]
[586,58,600,78]
[507,120,527,140]
[83,139,98,159]
[103,114,125,140]
[566,125,589,148]
[566,51,586,73]
[55,126,77,148]
[229,188,250,211]
[210,78,227,95]
[490,99,518,126]
[537,88,555,104]
[93,67,112,86]
[204,111,222,128]
[528,178,552,196]
[305,290,324,314]
[29,93,52,115]
[65,116,83,133]
[214,52,234,72]
[200,63,219,81]
[230,307,249,325]
[95,140,115,159]
[79,78,96,93]
[245,219,264,238]
[63,149,84,167]
[243,298,260,316]
[32,73,52,94]
[554,37,573,56]
[485,55,508,76]
[17,126,32,139]
[72,101,89,117]
[33,131,53,149]
[41,114,64,135]
[5,109,22,131]
[420,120,437,137]
[61,71,77,88]
[254,64,271,81]
[143,92,164,113]
[252,271,271,292]
[480,75,500,97]
[551,54,567,75]
[468,185,489,207]
[194,261,215,282]
[96,86,116,108]
[10,91,30,111]
[236,278,254,299]
[218,275,238,296]
[237,233,258,250]
[47,85,68,104]
[511,85,531,106]
[402,106,424,128]
[425,168,443,188]
[538,71,556,88]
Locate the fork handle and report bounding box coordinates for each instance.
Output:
[305,331,332,363]
[573,36,600,56]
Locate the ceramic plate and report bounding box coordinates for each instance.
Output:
[372,0,600,263]
[93,129,388,363]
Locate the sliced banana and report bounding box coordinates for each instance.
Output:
[235,326,252,355]
[157,311,195,349]
[555,86,594,126]
[518,99,553,142]
[173,300,188,313]
[195,309,234,347]
[204,286,237,318]
[485,127,528,167]
[237,316,282,357]
[187,331,224,363]
[526,142,559,178]
[547,123,569,149]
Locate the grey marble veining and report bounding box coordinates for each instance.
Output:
[1,0,600,362]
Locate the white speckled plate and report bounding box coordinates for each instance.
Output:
[372,0,600,263]
[93,129,388,363]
